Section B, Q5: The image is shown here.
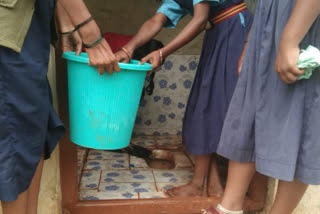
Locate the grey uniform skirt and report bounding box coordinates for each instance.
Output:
[217,0,320,185]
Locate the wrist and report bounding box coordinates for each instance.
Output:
[280,33,300,49]
[123,45,135,58]
[78,21,101,44]
[160,47,169,59]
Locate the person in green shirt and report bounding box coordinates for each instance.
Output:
[0,0,118,213]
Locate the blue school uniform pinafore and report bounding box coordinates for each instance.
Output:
[0,0,65,201]
[158,0,253,155]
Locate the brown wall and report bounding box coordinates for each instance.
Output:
[84,0,205,55]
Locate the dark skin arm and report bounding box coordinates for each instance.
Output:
[56,2,82,56]
[275,0,320,84]
[115,2,210,71]
[115,13,168,63]
[57,0,120,74]
[140,2,210,70]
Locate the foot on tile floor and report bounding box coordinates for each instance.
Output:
[166,182,206,197]
[207,182,223,198]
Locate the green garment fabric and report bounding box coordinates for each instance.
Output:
[298,45,320,80]
[244,0,258,14]
[0,0,36,53]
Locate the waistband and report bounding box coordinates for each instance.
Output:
[210,1,247,25]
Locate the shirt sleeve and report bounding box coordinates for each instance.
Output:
[193,0,224,6]
[156,0,187,28]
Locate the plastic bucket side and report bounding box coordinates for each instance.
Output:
[66,55,147,149]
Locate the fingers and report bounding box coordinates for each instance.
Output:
[97,66,104,75]
[139,57,148,65]
[87,40,120,75]
[105,64,113,75]
[75,43,82,56]
[113,61,121,72]
[115,51,130,63]
[140,52,161,72]
[276,66,304,84]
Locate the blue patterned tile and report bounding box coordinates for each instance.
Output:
[80,170,100,190]
[87,150,128,160]
[183,79,192,89]
[139,192,167,199]
[153,96,161,102]
[130,156,150,169]
[156,182,189,192]
[169,83,177,90]
[155,135,178,140]
[101,170,154,183]
[163,97,172,106]
[178,102,185,109]
[158,115,167,123]
[153,170,193,183]
[132,55,200,135]
[159,79,168,88]
[85,159,129,170]
[168,113,176,119]
[163,60,173,70]
[179,65,187,72]
[188,61,198,70]
[131,136,156,148]
[80,190,139,200]
[156,138,181,150]
[99,182,157,194]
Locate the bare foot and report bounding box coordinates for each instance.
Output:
[207,182,223,197]
[201,207,223,214]
[207,156,224,197]
[166,182,206,197]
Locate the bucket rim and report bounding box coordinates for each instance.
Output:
[63,51,152,71]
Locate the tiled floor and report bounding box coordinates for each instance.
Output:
[77,135,194,200]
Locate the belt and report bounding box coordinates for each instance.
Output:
[211,1,247,25]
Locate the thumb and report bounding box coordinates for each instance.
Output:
[139,57,148,65]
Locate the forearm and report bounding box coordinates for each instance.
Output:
[161,16,206,57]
[161,2,209,57]
[57,0,100,44]
[124,14,166,55]
[280,0,320,47]
[56,2,74,32]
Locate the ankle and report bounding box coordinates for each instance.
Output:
[190,180,205,189]
[219,201,243,213]
[216,204,243,214]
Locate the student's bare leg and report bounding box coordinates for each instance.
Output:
[207,156,223,197]
[209,161,255,214]
[244,172,268,210]
[1,190,28,214]
[26,156,44,214]
[269,179,307,214]
[167,155,210,197]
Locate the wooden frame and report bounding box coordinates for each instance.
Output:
[56,48,265,214]
[56,47,223,214]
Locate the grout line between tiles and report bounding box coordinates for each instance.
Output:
[152,170,159,192]
[97,170,102,192]
[78,148,90,188]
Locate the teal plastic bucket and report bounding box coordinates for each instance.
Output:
[63,52,152,150]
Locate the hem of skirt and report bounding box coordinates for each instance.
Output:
[255,156,320,185]
[184,146,217,156]
[295,164,320,185]
[217,142,255,162]
[44,125,65,160]
[0,177,30,202]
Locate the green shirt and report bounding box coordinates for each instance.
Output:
[245,0,258,14]
[0,0,36,53]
